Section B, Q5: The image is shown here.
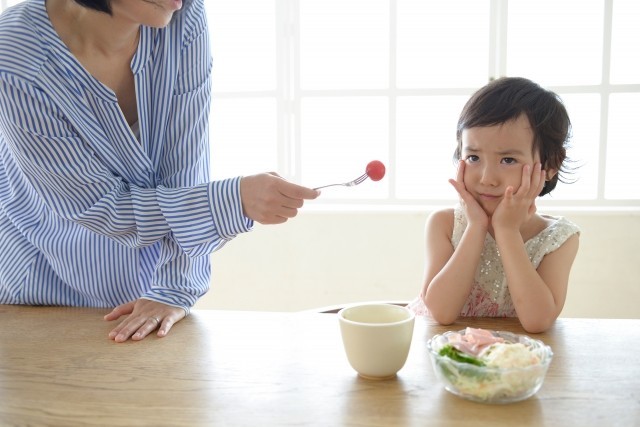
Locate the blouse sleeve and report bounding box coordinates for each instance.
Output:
[0,72,250,257]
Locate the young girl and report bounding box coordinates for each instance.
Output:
[409,77,580,333]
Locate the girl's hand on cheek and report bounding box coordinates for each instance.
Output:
[449,160,489,230]
[493,163,544,231]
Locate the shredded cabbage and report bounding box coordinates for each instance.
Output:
[436,341,546,402]
[481,342,541,368]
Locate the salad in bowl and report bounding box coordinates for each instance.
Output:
[426,327,553,404]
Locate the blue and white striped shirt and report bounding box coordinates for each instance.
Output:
[0,0,253,312]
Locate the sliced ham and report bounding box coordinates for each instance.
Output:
[449,327,505,356]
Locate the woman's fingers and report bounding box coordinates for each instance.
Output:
[106,299,185,342]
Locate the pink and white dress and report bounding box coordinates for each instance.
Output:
[408,206,580,317]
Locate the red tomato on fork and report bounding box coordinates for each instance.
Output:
[366,160,386,181]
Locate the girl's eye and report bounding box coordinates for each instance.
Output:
[465,155,479,163]
[501,157,517,165]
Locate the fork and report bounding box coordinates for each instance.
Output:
[313,172,369,190]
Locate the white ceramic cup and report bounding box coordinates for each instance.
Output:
[338,303,415,380]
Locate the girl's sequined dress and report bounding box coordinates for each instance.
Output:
[409,206,580,317]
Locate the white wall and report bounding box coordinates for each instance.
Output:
[195,210,640,319]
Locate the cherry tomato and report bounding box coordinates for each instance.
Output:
[366,160,386,181]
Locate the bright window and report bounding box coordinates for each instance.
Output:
[205,0,640,210]
[2,0,639,209]
[0,0,21,8]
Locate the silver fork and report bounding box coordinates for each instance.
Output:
[313,172,369,190]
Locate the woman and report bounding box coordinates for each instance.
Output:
[0,0,319,342]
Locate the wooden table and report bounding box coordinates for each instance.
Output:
[0,305,638,427]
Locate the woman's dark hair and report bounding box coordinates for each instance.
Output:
[72,0,112,14]
[454,77,573,196]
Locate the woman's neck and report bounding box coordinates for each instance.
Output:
[46,0,139,60]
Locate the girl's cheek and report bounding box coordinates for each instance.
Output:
[511,169,525,190]
[462,163,477,179]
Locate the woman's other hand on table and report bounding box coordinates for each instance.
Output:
[104,299,185,343]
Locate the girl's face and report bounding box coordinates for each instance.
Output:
[111,0,183,28]
[460,114,540,215]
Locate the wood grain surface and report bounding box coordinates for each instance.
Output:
[0,305,638,426]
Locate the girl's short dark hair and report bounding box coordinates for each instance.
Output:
[454,77,573,196]
[72,0,112,14]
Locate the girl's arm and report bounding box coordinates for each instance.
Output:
[493,163,579,332]
[496,229,579,333]
[422,209,486,324]
[423,161,490,324]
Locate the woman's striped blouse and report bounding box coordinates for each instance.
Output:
[0,0,253,312]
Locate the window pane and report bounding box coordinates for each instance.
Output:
[206,0,276,92]
[396,0,490,88]
[210,99,277,179]
[300,0,389,90]
[610,0,640,84]
[546,94,600,200]
[507,1,603,86]
[1,0,22,8]
[396,96,468,199]
[605,93,640,199]
[300,97,388,199]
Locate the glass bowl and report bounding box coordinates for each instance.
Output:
[426,329,553,404]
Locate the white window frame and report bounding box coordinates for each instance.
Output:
[211,0,639,211]
[2,0,639,211]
